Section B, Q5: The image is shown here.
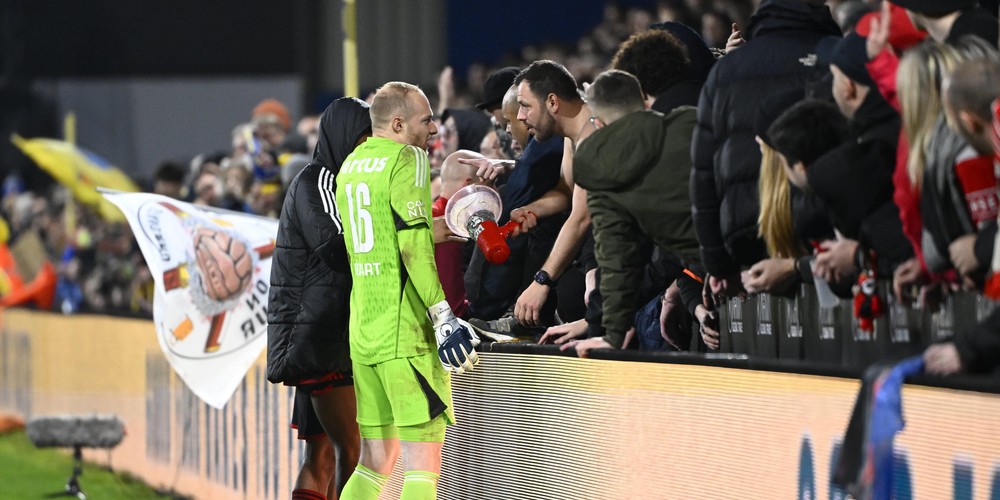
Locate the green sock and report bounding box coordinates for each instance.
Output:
[340,464,388,500]
[400,470,439,500]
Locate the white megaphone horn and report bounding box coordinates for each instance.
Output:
[444,184,520,265]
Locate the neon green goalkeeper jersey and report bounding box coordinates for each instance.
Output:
[335,137,445,365]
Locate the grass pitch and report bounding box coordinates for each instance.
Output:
[0,430,179,499]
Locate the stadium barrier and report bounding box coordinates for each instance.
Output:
[718,285,997,368]
[1,308,999,499]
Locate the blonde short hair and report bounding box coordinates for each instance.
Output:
[370,81,423,129]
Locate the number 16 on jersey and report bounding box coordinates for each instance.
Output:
[345,182,374,254]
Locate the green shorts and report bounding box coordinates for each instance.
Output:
[353,351,454,430]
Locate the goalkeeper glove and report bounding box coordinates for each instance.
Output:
[428,301,480,374]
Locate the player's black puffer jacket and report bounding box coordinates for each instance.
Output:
[690,0,840,277]
[267,97,371,383]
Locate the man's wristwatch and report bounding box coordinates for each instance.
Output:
[534,270,557,287]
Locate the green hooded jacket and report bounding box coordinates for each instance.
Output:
[574,107,700,348]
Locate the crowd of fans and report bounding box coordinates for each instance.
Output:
[5,0,1000,376]
[430,0,1000,377]
[1,97,321,317]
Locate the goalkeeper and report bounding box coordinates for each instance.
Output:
[336,81,480,500]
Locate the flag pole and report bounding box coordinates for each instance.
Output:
[342,0,359,98]
[63,112,77,249]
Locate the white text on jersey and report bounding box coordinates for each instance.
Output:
[354,262,382,277]
[342,156,389,174]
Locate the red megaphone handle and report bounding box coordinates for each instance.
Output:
[498,221,520,239]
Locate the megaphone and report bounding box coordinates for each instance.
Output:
[444,184,519,265]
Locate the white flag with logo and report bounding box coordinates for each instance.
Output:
[104,192,277,409]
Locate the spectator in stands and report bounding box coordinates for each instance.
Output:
[578,29,713,348]
[862,5,959,303]
[563,70,701,356]
[476,67,521,161]
[917,42,998,280]
[807,33,911,283]
[701,10,732,48]
[834,1,875,33]
[500,85,528,160]
[924,313,1000,375]
[942,55,1000,283]
[439,108,492,157]
[478,130,504,160]
[690,0,840,299]
[434,150,483,319]
[926,80,1000,375]
[742,89,829,296]
[651,22,718,110]
[268,97,372,500]
[611,28,701,114]
[297,115,321,154]
[888,0,998,45]
[152,161,186,200]
[463,83,566,332]
[476,67,521,124]
[231,123,254,160]
[281,154,311,192]
[764,100,853,285]
[471,60,593,335]
[253,98,293,149]
[247,179,283,217]
[191,168,224,208]
[220,164,253,213]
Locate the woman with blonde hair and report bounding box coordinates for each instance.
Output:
[865,4,974,300]
[871,38,990,297]
[742,90,830,295]
[897,42,963,193]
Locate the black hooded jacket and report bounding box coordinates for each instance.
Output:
[267,97,372,383]
[690,0,840,277]
[807,90,913,276]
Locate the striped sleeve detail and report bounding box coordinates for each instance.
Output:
[409,145,428,188]
[317,167,343,234]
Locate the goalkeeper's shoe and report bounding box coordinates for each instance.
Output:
[467,315,544,342]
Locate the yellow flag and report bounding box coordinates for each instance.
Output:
[11,135,140,222]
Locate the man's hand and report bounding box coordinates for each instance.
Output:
[949,234,979,277]
[660,284,692,350]
[457,157,512,185]
[924,342,963,375]
[560,336,615,358]
[866,0,891,60]
[695,304,720,350]
[428,301,480,374]
[538,319,587,344]
[813,238,860,283]
[708,273,745,300]
[436,66,455,115]
[433,216,466,244]
[893,257,927,305]
[725,23,745,53]
[584,268,597,307]
[508,207,538,237]
[514,281,548,327]
[743,258,796,294]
